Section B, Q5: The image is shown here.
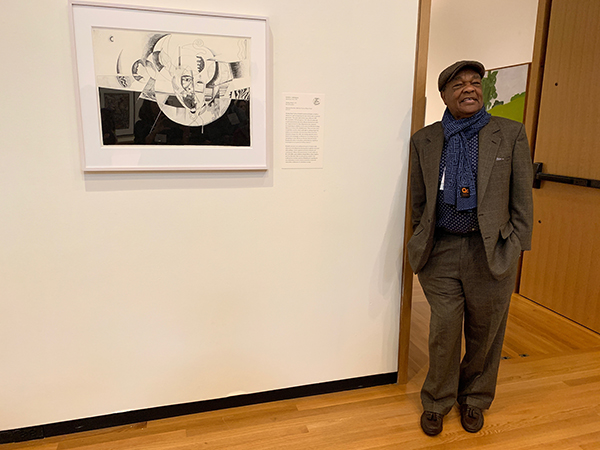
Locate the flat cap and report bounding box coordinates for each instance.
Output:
[438,60,485,91]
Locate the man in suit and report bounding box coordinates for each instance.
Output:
[407,60,533,436]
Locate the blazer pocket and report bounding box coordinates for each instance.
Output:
[500,221,514,240]
[412,224,424,236]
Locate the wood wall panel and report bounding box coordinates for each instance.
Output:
[521,183,600,332]
[519,0,600,333]
[534,0,600,180]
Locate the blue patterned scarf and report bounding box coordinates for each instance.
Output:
[441,107,490,211]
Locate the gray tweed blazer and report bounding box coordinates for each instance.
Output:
[407,116,534,280]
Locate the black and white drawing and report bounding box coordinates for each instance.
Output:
[71,2,267,171]
[92,28,251,146]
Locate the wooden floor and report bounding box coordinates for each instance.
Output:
[4,280,600,450]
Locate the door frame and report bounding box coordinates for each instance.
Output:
[397,0,431,384]
[397,0,552,383]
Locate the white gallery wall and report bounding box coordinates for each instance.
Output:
[425,0,539,125]
[0,0,419,430]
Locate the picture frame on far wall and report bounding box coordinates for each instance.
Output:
[482,62,530,124]
[69,1,268,171]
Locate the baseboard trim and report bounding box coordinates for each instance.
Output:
[0,372,397,444]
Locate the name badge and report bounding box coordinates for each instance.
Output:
[440,168,445,190]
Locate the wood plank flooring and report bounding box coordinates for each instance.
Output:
[3,279,600,449]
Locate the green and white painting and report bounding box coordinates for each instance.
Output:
[482,63,529,123]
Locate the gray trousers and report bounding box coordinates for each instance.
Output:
[418,231,518,415]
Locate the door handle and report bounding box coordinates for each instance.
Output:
[532,162,600,189]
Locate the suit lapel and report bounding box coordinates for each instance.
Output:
[477,118,501,208]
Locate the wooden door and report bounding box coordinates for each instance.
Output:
[519,0,600,332]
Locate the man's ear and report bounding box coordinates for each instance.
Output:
[440,90,448,106]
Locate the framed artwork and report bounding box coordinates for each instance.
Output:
[482,63,530,123]
[69,1,268,171]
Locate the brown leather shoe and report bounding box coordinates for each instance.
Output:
[460,404,484,433]
[420,410,443,436]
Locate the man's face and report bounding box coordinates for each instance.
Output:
[441,69,483,119]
